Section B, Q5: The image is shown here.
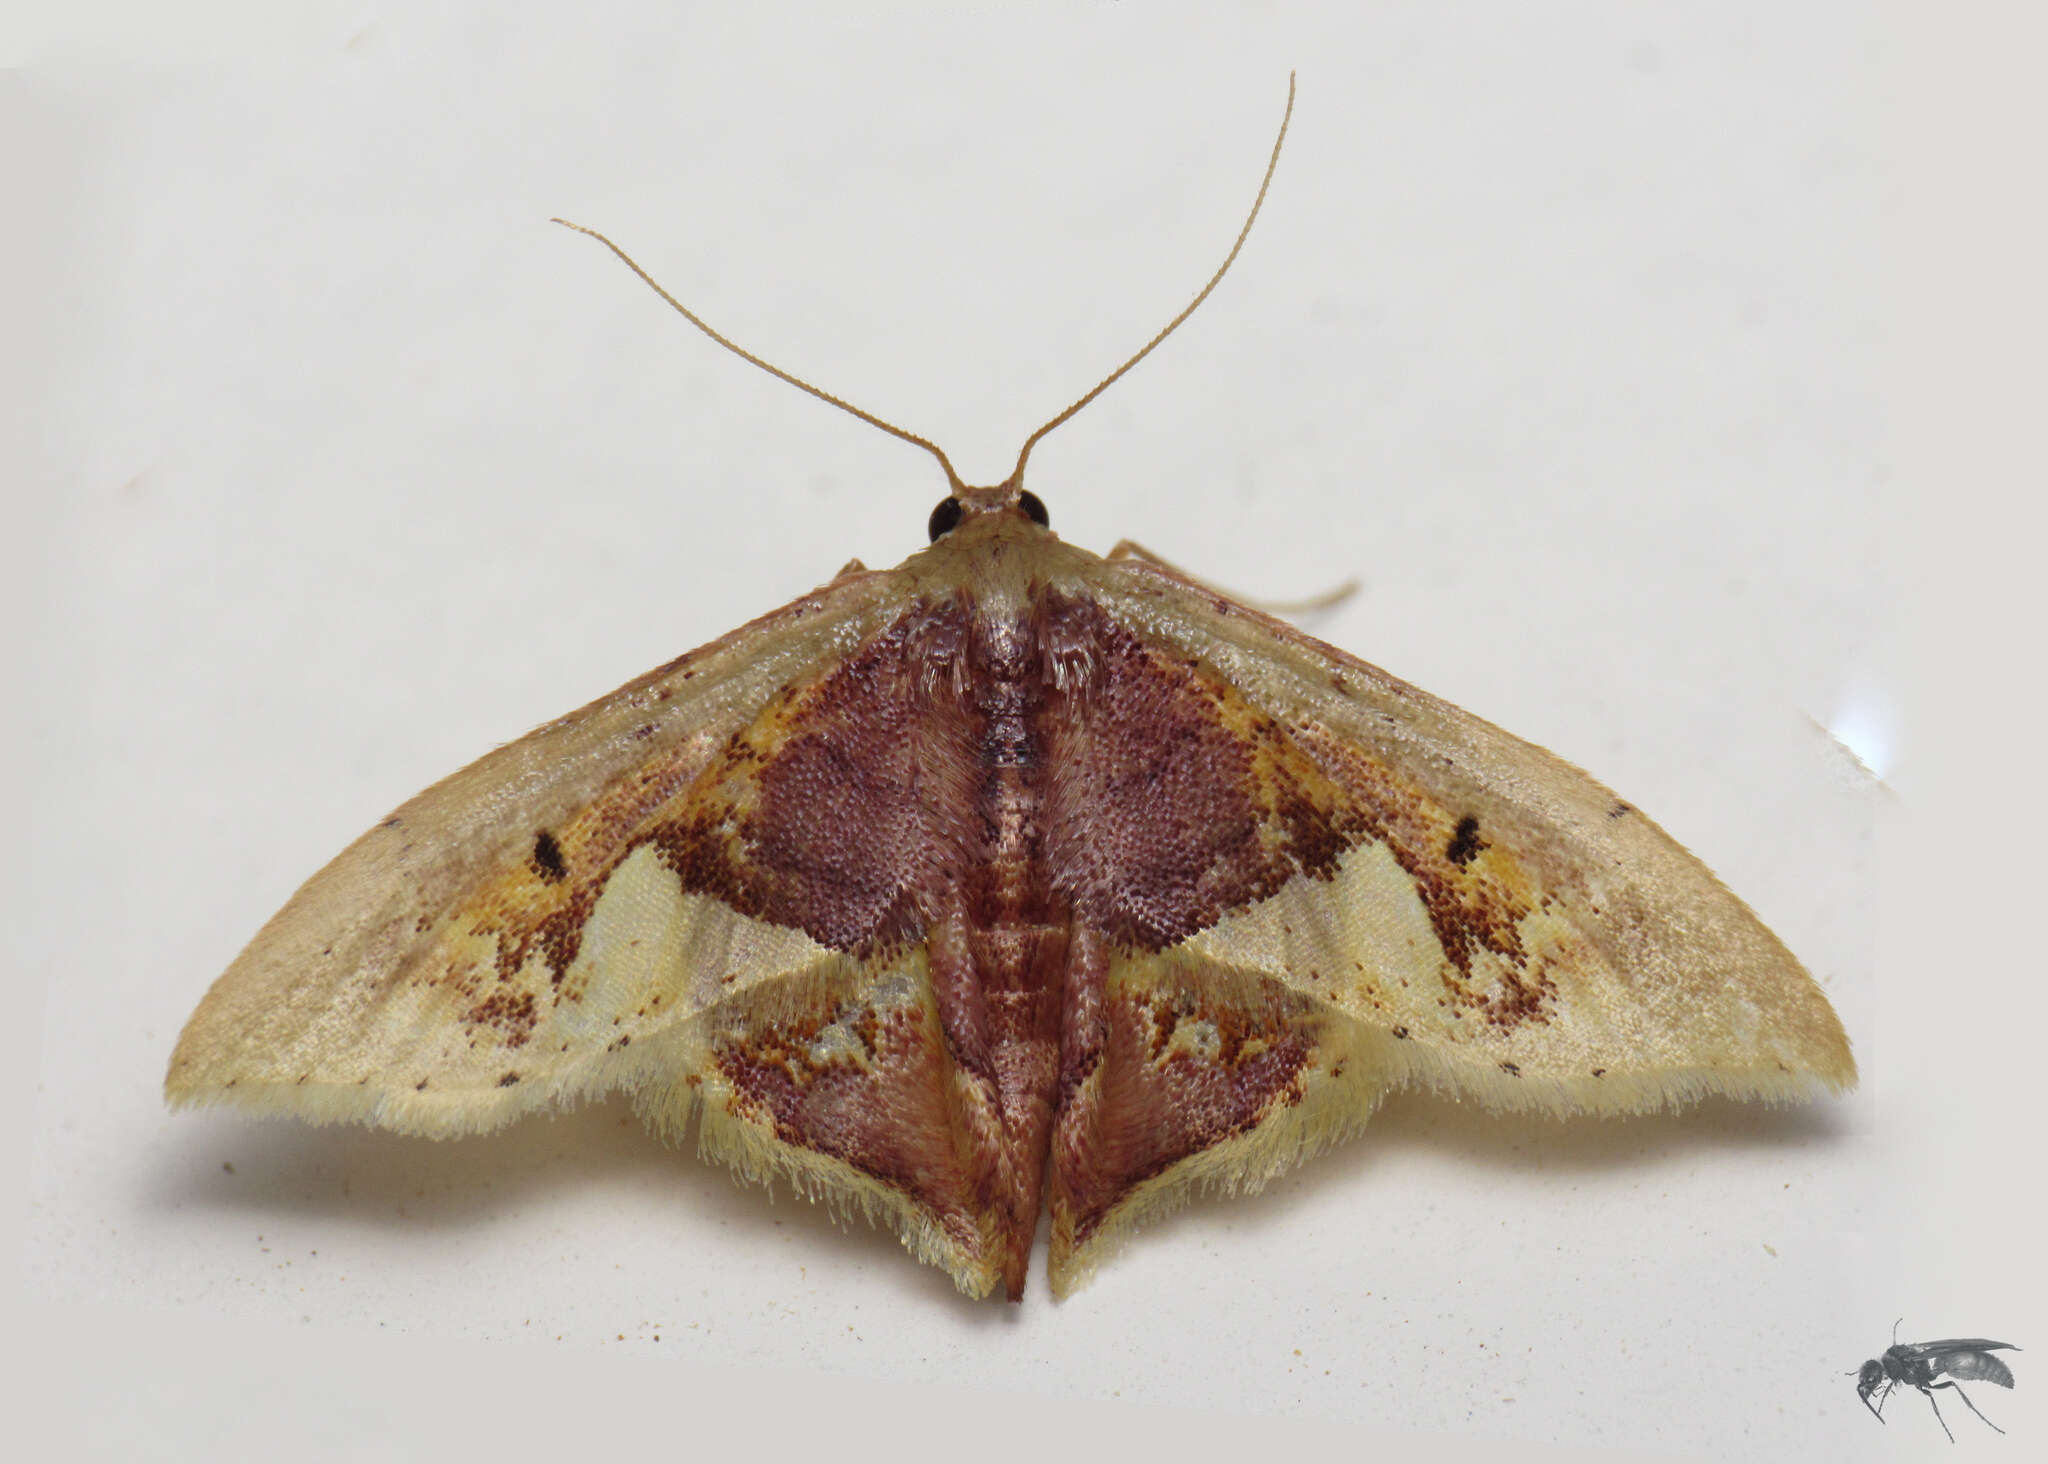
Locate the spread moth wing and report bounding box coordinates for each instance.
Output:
[1045,556,1854,1288]
[170,563,1035,1297]
[167,568,909,1132]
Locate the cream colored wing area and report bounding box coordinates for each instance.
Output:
[166,569,907,1119]
[1085,559,1855,1103]
[168,843,839,1134]
[1182,840,1847,1114]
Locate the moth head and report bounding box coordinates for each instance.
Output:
[928,486,1050,542]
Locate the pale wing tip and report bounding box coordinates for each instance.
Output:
[1818,1037,1859,1094]
[1792,1007,1858,1093]
[163,1050,207,1108]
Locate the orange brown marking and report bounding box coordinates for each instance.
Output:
[1293,723,1558,1030]
[463,989,539,1048]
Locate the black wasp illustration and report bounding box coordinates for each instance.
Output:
[1854,1322,2021,1441]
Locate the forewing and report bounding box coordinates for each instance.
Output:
[1904,1339,2018,1356]
[1079,557,1856,1117]
[166,568,912,1136]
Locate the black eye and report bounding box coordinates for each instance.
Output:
[1018,490,1050,527]
[927,496,963,541]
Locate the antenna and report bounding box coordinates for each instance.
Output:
[553,72,1296,500]
[1003,72,1295,492]
[549,217,967,496]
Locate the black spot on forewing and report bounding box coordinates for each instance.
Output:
[532,829,568,882]
[1446,815,1484,867]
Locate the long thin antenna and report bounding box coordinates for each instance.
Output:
[550,216,967,496]
[1003,72,1296,492]
[555,71,1295,501]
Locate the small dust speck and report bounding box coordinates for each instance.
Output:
[1762,1243,1777,1257]
[221,1161,235,1174]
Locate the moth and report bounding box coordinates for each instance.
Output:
[1854,1325,2020,1440]
[167,81,1855,1300]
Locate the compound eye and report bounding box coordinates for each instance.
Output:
[1018,490,1050,527]
[927,496,964,541]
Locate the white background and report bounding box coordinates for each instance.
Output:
[6,3,2040,1461]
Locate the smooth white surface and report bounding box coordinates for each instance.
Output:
[9,3,2029,1462]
